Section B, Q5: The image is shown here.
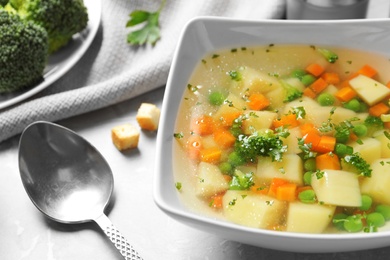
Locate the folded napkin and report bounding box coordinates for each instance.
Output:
[0,0,285,143]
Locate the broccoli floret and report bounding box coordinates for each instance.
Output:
[341,152,372,177]
[280,79,303,103]
[0,9,48,93]
[229,169,255,190]
[234,130,286,163]
[317,48,339,63]
[364,115,384,136]
[8,0,88,53]
[0,0,8,7]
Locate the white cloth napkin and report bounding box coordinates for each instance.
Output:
[0,0,285,143]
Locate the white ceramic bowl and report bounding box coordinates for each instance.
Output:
[154,17,390,253]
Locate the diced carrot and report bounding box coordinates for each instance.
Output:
[219,111,242,127]
[357,64,377,78]
[303,87,317,99]
[349,132,358,141]
[314,135,336,153]
[321,72,340,85]
[250,184,269,195]
[223,175,232,182]
[186,135,202,161]
[387,81,390,89]
[248,93,270,110]
[369,102,390,117]
[276,182,297,202]
[213,129,236,148]
[209,194,224,209]
[268,178,289,197]
[306,63,325,77]
[385,122,390,129]
[338,80,352,89]
[272,113,300,129]
[301,130,321,150]
[300,123,318,136]
[309,77,328,94]
[334,86,357,102]
[191,115,215,136]
[200,147,222,163]
[316,153,340,170]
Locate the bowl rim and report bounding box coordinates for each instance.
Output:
[154,16,390,250]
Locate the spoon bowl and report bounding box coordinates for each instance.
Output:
[18,121,142,260]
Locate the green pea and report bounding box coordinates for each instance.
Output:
[334,129,350,143]
[353,124,368,137]
[209,91,225,106]
[219,162,233,175]
[359,102,369,112]
[366,212,386,228]
[228,152,245,166]
[304,158,316,171]
[301,74,316,86]
[317,93,335,106]
[298,189,316,203]
[333,213,348,230]
[359,194,372,211]
[291,69,307,79]
[343,99,361,112]
[375,205,390,220]
[303,171,312,185]
[343,215,364,232]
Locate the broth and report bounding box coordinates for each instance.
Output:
[173,45,390,234]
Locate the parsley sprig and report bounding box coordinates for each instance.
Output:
[126,0,166,45]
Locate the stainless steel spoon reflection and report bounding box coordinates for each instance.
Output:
[18,121,143,260]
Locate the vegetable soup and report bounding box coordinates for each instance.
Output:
[173,45,390,234]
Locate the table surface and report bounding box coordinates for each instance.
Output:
[2,2,390,259]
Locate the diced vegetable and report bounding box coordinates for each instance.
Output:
[361,159,390,205]
[286,202,336,233]
[256,154,304,185]
[316,153,340,170]
[196,162,229,198]
[349,75,390,106]
[306,63,325,77]
[248,93,270,110]
[311,169,362,207]
[321,72,340,84]
[223,190,286,229]
[335,86,357,102]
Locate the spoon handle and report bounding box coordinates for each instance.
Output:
[95,214,143,260]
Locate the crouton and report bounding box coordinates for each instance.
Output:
[111,123,140,151]
[136,103,161,131]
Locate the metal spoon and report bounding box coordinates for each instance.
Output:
[18,121,143,260]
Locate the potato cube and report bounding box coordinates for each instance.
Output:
[349,75,390,106]
[283,127,302,154]
[196,162,229,198]
[286,202,336,233]
[242,110,277,135]
[240,67,281,95]
[265,86,286,110]
[111,124,140,151]
[256,154,303,185]
[349,137,381,164]
[223,190,286,229]
[373,131,390,158]
[311,170,361,207]
[136,103,161,131]
[360,159,390,205]
[214,93,247,121]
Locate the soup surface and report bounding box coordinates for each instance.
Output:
[173,45,390,234]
